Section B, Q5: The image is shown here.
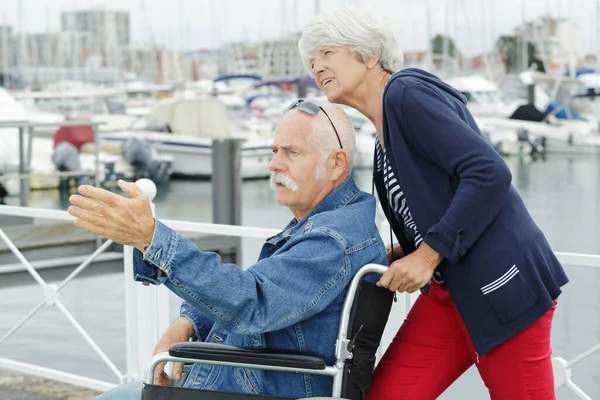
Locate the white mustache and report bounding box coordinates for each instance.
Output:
[270,172,299,192]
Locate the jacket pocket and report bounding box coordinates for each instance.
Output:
[197,364,222,390]
[481,264,538,324]
[234,368,261,394]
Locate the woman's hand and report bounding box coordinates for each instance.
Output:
[378,242,443,293]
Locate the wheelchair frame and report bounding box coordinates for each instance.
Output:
[142,263,391,400]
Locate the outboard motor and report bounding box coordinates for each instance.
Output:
[121,138,171,185]
[52,124,95,190]
[516,128,530,143]
[52,141,91,190]
[516,128,546,155]
[0,180,7,204]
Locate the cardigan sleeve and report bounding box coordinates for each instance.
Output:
[384,81,512,263]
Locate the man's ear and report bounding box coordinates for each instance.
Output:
[330,150,349,181]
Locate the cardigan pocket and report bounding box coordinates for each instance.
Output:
[480,264,538,324]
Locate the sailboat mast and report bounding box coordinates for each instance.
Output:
[442,0,450,73]
[597,0,600,71]
[179,0,187,51]
[2,15,9,88]
[424,0,432,71]
[18,0,28,85]
[520,0,528,71]
[453,0,461,75]
[480,0,492,80]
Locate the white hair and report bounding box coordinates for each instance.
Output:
[298,8,404,74]
[308,102,356,176]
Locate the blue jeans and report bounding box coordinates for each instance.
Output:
[94,370,189,400]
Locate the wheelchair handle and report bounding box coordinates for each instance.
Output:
[421,279,432,293]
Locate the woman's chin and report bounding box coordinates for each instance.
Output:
[325,91,344,105]
[325,84,350,104]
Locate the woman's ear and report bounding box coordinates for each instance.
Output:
[366,58,380,69]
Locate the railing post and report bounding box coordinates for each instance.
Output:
[124,178,171,382]
[92,122,101,189]
[212,138,243,264]
[18,126,29,207]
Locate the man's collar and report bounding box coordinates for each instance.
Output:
[303,176,360,218]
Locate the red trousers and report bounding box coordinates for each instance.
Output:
[367,281,557,400]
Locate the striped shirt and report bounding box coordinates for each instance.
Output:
[375,141,423,248]
[376,141,444,283]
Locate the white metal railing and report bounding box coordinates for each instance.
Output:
[0,184,279,392]
[0,187,598,399]
[0,205,123,391]
[532,250,600,400]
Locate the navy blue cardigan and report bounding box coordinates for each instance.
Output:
[375,68,569,356]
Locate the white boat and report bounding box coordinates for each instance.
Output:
[13,88,140,132]
[100,97,275,179]
[445,74,600,156]
[0,88,168,195]
[118,81,175,117]
[444,75,526,118]
[475,115,600,156]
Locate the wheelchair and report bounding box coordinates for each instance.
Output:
[142,264,393,400]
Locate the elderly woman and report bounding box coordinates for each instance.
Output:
[298,8,569,400]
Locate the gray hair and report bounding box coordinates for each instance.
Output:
[308,102,356,174]
[298,8,403,74]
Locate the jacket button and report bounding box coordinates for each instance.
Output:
[458,230,465,235]
[142,282,149,286]
[178,283,184,288]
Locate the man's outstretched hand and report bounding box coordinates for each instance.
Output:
[68,180,155,252]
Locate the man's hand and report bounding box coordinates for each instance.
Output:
[152,317,196,386]
[67,180,155,252]
[377,242,442,293]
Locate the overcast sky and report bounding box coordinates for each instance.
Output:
[0,0,598,57]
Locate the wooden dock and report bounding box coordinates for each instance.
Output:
[0,369,101,400]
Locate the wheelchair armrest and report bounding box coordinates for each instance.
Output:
[169,342,326,370]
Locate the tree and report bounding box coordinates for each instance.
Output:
[495,35,545,74]
[430,34,461,58]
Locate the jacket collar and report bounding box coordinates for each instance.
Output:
[304,176,360,218]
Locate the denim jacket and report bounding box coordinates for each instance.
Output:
[133,177,388,398]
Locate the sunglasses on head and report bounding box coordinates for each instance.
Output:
[286,98,343,149]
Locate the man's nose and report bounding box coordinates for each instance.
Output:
[268,152,284,172]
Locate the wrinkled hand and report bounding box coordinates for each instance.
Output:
[67,180,155,252]
[152,317,196,386]
[377,242,443,293]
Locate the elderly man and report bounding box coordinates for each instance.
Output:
[68,99,388,399]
